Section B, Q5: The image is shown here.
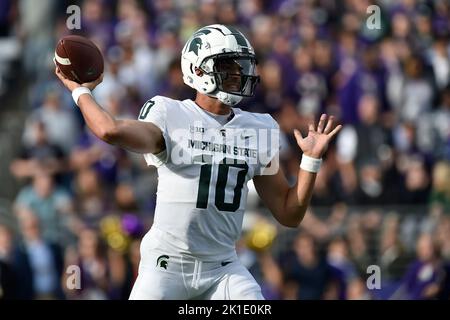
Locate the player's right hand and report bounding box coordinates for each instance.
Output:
[81,73,104,91]
[54,65,103,92]
[54,66,80,92]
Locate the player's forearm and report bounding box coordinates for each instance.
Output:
[77,94,164,154]
[283,169,317,227]
[77,94,118,142]
[108,119,165,154]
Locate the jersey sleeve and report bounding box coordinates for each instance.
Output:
[255,114,281,176]
[137,95,170,167]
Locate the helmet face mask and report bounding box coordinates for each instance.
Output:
[205,53,260,97]
[181,24,260,106]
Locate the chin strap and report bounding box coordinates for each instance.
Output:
[215,91,243,106]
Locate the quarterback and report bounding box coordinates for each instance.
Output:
[55,24,341,299]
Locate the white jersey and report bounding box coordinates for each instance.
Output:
[138,96,279,261]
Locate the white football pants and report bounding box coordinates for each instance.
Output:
[129,230,264,300]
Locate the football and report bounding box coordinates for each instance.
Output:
[54,35,104,84]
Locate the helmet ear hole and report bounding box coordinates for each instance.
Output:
[195,68,203,76]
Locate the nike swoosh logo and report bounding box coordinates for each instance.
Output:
[221,261,232,267]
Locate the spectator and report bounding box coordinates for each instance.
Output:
[393,233,446,299]
[326,237,358,299]
[14,173,74,244]
[346,276,372,300]
[12,208,64,299]
[0,223,15,299]
[22,88,79,154]
[73,168,107,226]
[106,247,134,300]
[63,228,108,300]
[397,55,435,124]
[336,94,393,201]
[378,214,412,284]
[278,232,333,300]
[10,121,66,180]
[419,87,450,159]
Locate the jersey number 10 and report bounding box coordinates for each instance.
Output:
[195,157,249,212]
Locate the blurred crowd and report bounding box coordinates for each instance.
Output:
[0,0,450,300]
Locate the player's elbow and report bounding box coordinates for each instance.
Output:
[280,218,302,228]
[276,208,306,228]
[99,123,120,144]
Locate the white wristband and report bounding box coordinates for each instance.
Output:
[300,154,322,173]
[72,87,92,106]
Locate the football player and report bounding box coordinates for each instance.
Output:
[55,24,342,299]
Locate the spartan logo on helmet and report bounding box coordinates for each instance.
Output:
[156,255,170,270]
[226,25,249,51]
[187,28,211,55]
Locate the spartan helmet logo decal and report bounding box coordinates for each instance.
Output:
[188,28,211,55]
[156,255,170,269]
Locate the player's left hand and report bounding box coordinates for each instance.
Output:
[293,114,342,159]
